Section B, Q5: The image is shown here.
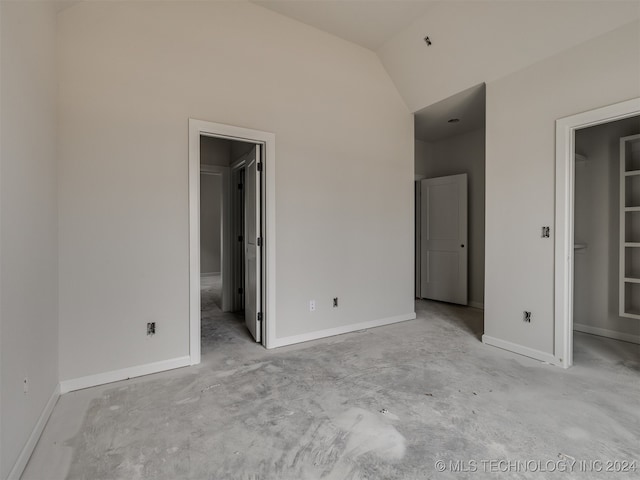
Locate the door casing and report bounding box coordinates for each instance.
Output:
[555,97,640,368]
[188,119,276,364]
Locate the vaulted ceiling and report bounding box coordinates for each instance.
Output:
[253,0,485,140]
[253,0,435,51]
[63,1,638,142]
[251,1,638,142]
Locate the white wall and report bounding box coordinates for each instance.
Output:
[57,1,413,381]
[200,174,222,275]
[378,1,639,112]
[381,1,640,361]
[484,21,640,356]
[415,129,485,307]
[414,139,433,177]
[0,1,59,478]
[574,117,640,340]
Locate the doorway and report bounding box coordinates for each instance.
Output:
[413,83,486,316]
[189,119,276,365]
[554,97,640,368]
[572,116,640,367]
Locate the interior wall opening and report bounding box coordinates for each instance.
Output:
[413,83,486,337]
[199,134,263,354]
[572,115,640,364]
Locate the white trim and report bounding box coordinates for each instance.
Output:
[468,301,484,310]
[555,97,640,368]
[573,323,640,345]
[7,384,60,480]
[189,119,276,361]
[59,356,190,394]
[268,313,417,349]
[482,335,558,365]
[231,156,247,171]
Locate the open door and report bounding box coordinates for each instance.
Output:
[420,173,468,305]
[244,145,262,342]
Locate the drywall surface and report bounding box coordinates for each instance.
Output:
[378,1,640,112]
[57,1,413,380]
[415,129,485,307]
[574,117,640,340]
[485,21,640,355]
[200,174,222,275]
[231,140,255,160]
[414,139,432,176]
[0,1,59,478]
[201,136,231,167]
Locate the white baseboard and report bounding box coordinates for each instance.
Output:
[267,312,417,349]
[482,335,558,365]
[200,272,220,277]
[573,323,640,345]
[8,384,60,480]
[469,301,484,310]
[59,356,191,394]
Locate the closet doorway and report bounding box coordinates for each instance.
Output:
[572,116,640,365]
[555,98,640,368]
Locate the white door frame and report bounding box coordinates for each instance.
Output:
[555,97,640,368]
[200,165,231,311]
[189,119,276,365]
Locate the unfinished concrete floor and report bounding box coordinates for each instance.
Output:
[23,282,639,479]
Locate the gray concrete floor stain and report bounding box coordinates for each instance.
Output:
[24,278,640,479]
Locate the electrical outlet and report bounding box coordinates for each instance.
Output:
[23,377,28,395]
[309,300,316,312]
[333,297,339,308]
[523,311,532,323]
[147,322,156,336]
[541,226,550,238]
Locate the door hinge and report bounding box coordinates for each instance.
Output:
[257,312,263,322]
[257,237,263,247]
[238,183,243,190]
[238,287,243,294]
[238,235,243,242]
[257,162,263,172]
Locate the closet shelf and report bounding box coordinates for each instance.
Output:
[574,243,587,251]
[620,134,640,319]
[575,153,588,164]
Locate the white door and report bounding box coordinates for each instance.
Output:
[420,174,468,305]
[244,146,262,341]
